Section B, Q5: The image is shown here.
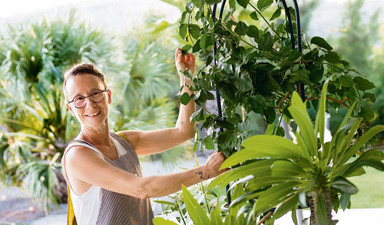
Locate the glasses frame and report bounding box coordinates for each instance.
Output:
[67,88,108,109]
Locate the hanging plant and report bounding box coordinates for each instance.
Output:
[178,0,376,156]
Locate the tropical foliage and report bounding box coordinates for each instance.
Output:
[154,0,383,224]
[0,9,184,210]
[208,83,384,224]
[154,83,384,225]
[0,10,115,211]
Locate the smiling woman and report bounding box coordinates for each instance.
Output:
[61,54,228,225]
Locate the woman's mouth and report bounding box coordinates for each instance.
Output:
[86,111,101,117]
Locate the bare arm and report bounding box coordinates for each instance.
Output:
[121,48,196,156]
[65,147,226,199]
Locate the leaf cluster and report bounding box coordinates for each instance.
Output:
[178,0,376,155]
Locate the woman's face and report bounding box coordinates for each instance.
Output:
[65,74,112,128]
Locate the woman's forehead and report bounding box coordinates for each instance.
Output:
[66,74,105,96]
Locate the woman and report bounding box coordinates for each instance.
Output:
[61,48,227,225]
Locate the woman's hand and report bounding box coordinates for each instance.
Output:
[201,150,228,179]
[175,48,196,81]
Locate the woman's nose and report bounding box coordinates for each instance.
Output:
[85,97,97,108]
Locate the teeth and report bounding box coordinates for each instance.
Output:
[88,112,99,116]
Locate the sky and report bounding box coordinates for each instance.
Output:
[0,0,87,18]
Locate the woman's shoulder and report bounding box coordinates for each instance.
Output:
[112,130,141,148]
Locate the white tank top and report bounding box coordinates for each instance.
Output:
[62,136,144,225]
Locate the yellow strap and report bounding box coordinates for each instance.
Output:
[116,131,129,142]
[67,185,77,225]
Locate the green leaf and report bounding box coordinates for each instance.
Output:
[181,44,192,53]
[339,76,353,88]
[315,81,328,151]
[311,36,333,51]
[270,7,282,20]
[324,51,340,63]
[153,217,179,225]
[289,93,318,157]
[180,92,192,105]
[340,192,351,211]
[236,0,250,8]
[189,24,201,39]
[225,135,306,168]
[257,0,273,11]
[255,181,300,214]
[208,160,273,189]
[250,11,258,20]
[210,204,224,225]
[265,107,276,124]
[182,185,211,225]
[272,161,305,177]
[234,75,253,92]
[234,21,248,35]
[361,105,374,121]
[362,93,376,102]
[190,108,204,122]
[247,95,266,114]
[340,125,384,165]
[353,77,375,91]
[179,24,188,39]
[153,200,175,205]
[272,194,299,221]
[331,176,358,195]
[247,25,259,38]
[203,136,215,150]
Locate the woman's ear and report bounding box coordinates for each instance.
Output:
[66,103,75,117]
[107,89,112,104]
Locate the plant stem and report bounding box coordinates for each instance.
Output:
[248,3,282,40]
[175,198,187,225]
[201,105,214,116]
[306,96,350,109]
[199,181,211,214]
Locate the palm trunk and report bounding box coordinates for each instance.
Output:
[309,189,334,225]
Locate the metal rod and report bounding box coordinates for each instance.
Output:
[292,0,306,101]
[212,0,231,207]
[281,0,295,49]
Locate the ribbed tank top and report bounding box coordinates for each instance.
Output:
[62,132,154,225]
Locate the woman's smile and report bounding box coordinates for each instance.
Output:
[85,111,101,117]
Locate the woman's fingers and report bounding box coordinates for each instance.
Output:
[175,48,182,63]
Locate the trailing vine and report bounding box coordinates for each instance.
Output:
[178,0,376,156]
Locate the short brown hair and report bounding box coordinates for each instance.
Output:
[63,63,107,98]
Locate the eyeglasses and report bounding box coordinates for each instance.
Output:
[68,89,108,109]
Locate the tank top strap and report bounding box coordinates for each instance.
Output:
[67,139,104,156]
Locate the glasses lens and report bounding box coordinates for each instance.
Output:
[73,96,86,108]
[91,90,105,103]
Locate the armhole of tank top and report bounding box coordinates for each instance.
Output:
[63,142,103,194]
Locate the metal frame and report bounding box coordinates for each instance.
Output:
[211,0,305,213]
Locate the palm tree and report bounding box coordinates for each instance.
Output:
[111,13,189,168]
[0,10,115,211]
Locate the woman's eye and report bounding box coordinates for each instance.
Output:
[93,91,101,96]
[75,96,85,101]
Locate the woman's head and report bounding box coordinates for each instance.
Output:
[63,63,107,99]
[63,63,112,129]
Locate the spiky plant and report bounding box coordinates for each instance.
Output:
[209,81,384,225]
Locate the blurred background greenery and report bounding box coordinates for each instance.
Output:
[0,0,383,214]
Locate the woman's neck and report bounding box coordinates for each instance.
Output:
[79,123,111,147]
